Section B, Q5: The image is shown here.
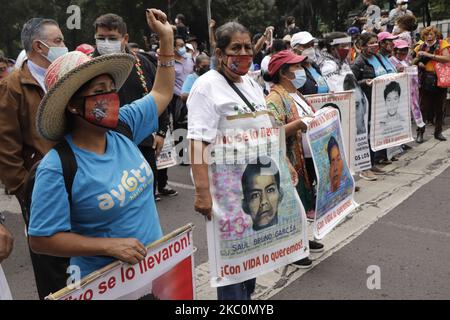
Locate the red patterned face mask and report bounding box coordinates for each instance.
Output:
[223,55,253,76]
[81,91,120,129]
[337,48,350,60]
[368,44,379,55]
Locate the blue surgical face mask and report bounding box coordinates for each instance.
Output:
[39,41,68,63]
[290,69,307,89]
[177,46,187,57]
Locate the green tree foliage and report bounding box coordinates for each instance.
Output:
[1,0,449,58]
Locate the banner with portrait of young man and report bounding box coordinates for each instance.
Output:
[204,112,309,288]
[306,89,371,174]
[370,72,414,151]
[307,107,357,240]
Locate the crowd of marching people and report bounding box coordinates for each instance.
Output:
[0,0,449,300]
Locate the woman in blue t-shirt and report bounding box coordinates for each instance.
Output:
[28,9,175,280]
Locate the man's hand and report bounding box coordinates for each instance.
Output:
[0,224,14,263]
[194,188,213,221]
[104,238,147,265]
[153,135,165,158]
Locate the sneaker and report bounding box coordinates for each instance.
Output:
[309,241,324,253]
[370,166,385,175]
[359,170,377,181]
[154,193,161,202]
[292,257,313,269]
[306,210,315,221]
[158,185,179,197]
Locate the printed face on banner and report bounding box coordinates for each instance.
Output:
[328,137,344,193]
[354,86,368,135]
[371,73,413,151]
[241,158,283,231]
[207,113,308,287]
[310,118,353,220]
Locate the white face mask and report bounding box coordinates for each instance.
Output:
[400,4,408,11]
[392,25,400,34]
[39,41,68,63]
[96,39,122,55]
[302,47,316,62]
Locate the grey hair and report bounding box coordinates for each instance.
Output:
[21,18,59,53]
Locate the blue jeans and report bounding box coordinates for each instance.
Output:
[217,278,256,300]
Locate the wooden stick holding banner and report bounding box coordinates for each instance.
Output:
[46,223,195,300]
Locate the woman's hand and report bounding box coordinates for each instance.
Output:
[417,51,431,58]
[104,238,147,265]
[195,188,213,221]
[146,9,173,41]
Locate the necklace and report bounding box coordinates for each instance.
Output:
[133,53,149,97]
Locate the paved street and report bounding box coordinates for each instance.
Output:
[2,125,450,300]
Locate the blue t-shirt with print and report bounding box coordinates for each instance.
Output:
[28,94,163,278]
[182,73,199,94]
[306,66,329,94]
[366,56,388,77]
[379,54,397,74]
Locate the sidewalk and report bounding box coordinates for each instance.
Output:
[194,126,450,300]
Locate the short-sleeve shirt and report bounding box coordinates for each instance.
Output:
[175,58,194,96]
[187,70,267,144]
[181,73,199,95]
[366,56,388,77]
[379,54,397,74]
[29,94,163,278]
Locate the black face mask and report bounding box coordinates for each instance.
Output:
[197,66,210,76]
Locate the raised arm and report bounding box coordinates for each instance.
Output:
[146,9,175,116]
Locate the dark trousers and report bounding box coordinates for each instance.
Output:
[17,196,69,300]
[139,145,169,192]
[418,88,447,135]
[217,278,256,300]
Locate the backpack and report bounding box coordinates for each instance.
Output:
[22,120,133,227]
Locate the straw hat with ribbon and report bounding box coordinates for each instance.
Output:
[37,51,136,141]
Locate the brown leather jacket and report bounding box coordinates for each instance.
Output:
[0,61,55,197]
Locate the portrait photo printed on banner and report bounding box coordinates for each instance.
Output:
[371,73,414,151]
[307,107,356,239]
[206,114,308,287]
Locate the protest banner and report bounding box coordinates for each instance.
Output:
[306,91,371,173]
[0,265,12,300]
[156,131,179,170]
[406,66,425,128]
[206,111,309,287]
[46,224,195,300]
[307,107,357,240]
[370,72,414,151]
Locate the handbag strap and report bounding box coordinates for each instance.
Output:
[220,72,256,112]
